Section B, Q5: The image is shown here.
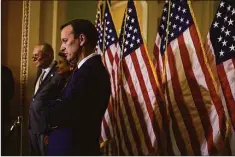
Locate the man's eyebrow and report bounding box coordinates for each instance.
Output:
[61,32,73,39]
[67,32,74,37]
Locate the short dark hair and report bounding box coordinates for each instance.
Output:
[42,43,54,61]
[60,19,98,49]
[58,51,69,65]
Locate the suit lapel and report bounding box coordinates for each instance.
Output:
[33,69,42,94]
[40,63,56,87]
[33,61,57,97]
[34,69,42,88]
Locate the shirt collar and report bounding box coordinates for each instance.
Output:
[42,60,54,74]
[77,53,99,69]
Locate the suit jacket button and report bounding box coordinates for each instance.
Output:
[33,98,35,101]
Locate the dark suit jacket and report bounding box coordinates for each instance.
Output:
[49,55,111,155]
[29,62,65,133]
[2,65,15,123]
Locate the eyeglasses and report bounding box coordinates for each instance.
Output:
[32,51,44,61]
[32,54,39,61]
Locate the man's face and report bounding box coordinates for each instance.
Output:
[32,45,47,68]
[56,56,70,75]
[60,25,80,62]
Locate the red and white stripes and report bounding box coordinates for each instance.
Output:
[206,33,235,155]
[153,24,228,155]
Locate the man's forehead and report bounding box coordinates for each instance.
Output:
[61,25,73,36]
[33,45,43,53]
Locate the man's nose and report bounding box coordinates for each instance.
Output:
[32,56,38,61]
[60,45,65,52]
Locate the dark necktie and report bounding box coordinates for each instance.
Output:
[39,71,46,85]
[34,70,46,94]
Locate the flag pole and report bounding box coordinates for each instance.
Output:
[162,0,172,94]
[118,2,128,88]
[106,1,120,155]
[136,2,165,101]
[187,0,219,94]
[187,0,231,141]
[116,6,127,154]
[97,0,107,151]
[102,1,106,55]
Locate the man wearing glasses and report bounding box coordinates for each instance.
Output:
[28,43,64,155]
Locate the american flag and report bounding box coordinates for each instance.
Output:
[117,0,165,155]
[153,0,229,155]
[205,0,235,155]
[96,1,120,155]
[95,1,104,55]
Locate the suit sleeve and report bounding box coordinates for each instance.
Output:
[50,67,92,128]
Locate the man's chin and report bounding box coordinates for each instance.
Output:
[68,58,77,65]
[67,57,71,62]
[37,64,43,68]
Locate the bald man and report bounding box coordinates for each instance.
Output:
[28,43,65,155]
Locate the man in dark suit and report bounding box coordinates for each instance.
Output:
[28,43,65,155]
[2,65,15,155]
[48,19,111,155]
[2,65,15,125]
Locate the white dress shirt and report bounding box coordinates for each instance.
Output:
[77,53,100,69]
[34,61,54,94]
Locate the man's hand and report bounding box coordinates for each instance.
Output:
[44,135,49,145]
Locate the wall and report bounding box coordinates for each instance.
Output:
[2,1,23,155]
[192,1,220,41]
[147,1,165,58]
[67,1,98,24]
[39,1,54,46]
[108,1,219,58]
[2,0,22,120]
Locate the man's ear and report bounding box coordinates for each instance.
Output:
[78,34,87,47]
